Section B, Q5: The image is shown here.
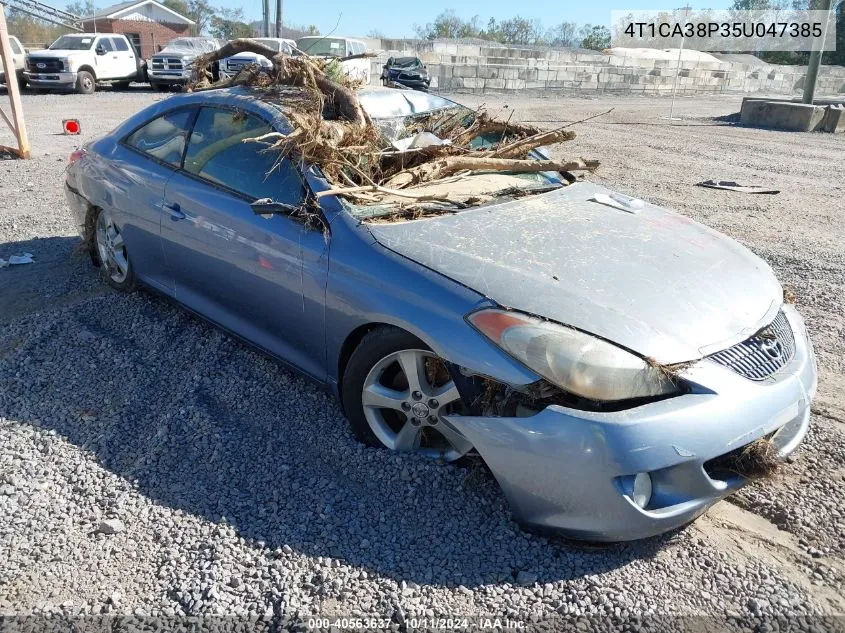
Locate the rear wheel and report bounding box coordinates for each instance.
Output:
[342,327,472,462]
[93,207,135,291]
[76,70,95,94]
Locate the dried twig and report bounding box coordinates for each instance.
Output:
[385,156,600,188]
[315,183,466,205]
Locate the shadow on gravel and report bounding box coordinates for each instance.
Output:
[712,112,741,124]
[0,236,105,325]
[0,236,673,589]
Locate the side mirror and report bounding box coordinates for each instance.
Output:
[95,45,105,56]
[250,199,299,217]
[251,198,327,233]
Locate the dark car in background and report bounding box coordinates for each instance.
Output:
[381,56,429,90]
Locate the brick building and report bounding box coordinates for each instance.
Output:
[81,0,195,59]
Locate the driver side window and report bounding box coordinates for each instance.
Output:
[183,107,305,205]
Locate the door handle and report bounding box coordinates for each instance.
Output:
[164,201,185,220]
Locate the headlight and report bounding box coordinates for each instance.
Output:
[63,57,76,71]
[467,308,677,401]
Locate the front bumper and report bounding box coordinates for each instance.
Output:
[445,305,817,541]
[383,73,430,90]
[148,72,190,85]
[24,70,77,87]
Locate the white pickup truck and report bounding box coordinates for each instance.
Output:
[148,37,224,91]
[25,33,145,94]
[219,37,295,79]
[0,35,26,87]
[294,36,371,84]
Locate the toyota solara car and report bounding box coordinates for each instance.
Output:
[64,87,817,541]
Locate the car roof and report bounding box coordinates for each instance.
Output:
[130,86,459,136]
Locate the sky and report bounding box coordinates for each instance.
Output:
[222,0,735,38]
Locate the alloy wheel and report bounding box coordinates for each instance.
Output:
[361,349,471,462]
[95,209,129,284]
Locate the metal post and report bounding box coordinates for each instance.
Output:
[802,0,834,104]
[262,0,269,37]
[0,2,30,159]
[667,6,690,124]
[274,0,282,37]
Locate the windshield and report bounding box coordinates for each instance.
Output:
[253,39,283,52]
[388,57,422,69]
[50,35,94,50]
[161,38,219,54]
[294,37,346,57]
[350,92,563,219]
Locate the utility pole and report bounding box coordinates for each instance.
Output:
[274,0,282,37]
[262,0,269,36]
[802,0,836,104]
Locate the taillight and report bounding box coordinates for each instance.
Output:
[68,148,86,166]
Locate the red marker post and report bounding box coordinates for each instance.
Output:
[63,119,81,135]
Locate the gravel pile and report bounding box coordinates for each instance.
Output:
[1,89,843,626]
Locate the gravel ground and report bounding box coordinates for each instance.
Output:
[1,87,844,629]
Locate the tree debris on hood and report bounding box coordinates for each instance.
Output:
[191,39,599,217]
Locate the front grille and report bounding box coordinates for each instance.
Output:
[708,311,795,381]
[151,57,184,71]
[226,58,255,72]
[28,58,64,72]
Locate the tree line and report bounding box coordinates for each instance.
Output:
[412,10,611,50]
[728,0,844,66]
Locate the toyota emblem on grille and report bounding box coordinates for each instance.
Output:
[36,63,46,69]
[759,338,783,360]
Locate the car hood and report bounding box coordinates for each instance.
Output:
[153,50,195,58]
[28,50,88,59]
[228,52,267,60]
[366,181,783,364]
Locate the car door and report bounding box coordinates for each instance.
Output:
[110,37,136,79]
[159,106,329,380]
[10,37,25,74]
[94,36,119,79]
[108,105,197,294]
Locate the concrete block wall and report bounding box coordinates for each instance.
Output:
[368,39,845,97]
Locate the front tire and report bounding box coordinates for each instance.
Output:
[92,207,135,291]
[76,70,95,94]
[341,327,471,462]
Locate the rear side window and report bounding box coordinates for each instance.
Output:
[113,37,129,51]
[183,107,304,204]
[125,108,194,167]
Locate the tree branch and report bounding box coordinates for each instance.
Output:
[385,156,599,188]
